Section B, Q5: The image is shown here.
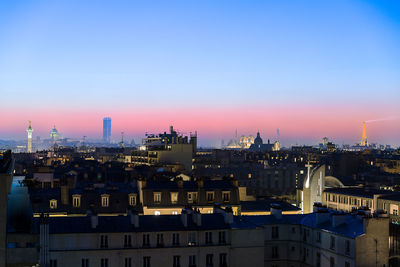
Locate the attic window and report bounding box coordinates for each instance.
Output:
[50,199,57,209]
[101,194,109,207]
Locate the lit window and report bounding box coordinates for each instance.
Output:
[188,232,196,246]
[222,191,230,202]
[187,192,198,204]
[101,194,109,207]
[171,192,178,204]
[72,194,81,208]
[206,191,215,203]
[128,194,136,206]
[154,192,161,204]
[50,199,57,209]
[248,173,252,179]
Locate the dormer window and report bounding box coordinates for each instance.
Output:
[206,191,214,203]
[128,194,137,206]
[154,192,161,204]
[187,192,198,204]
[222,191,230,202]
[171,192,178,204]
[101,194,109,207]
[49,199,57,209]
[72,194,81,208]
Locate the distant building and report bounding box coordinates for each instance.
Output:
[103,117,111,143]
[50,125,60,142]
[248,132,279,152]
[130,126,197,171]
[26,121,33,153]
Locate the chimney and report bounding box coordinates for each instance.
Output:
[331,212,346,227]
[192,208,202,227]
[270,204,282,220]
[60,184,69,205]
[315,207,330,225]
[224,206,234,224]
[181,209,188,227]
[313,202,323,213]
[128,209,139,228]
[90,213,98,229]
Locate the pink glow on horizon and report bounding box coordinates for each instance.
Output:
[1,103,399,145]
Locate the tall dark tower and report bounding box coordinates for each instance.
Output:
[103,117,111,143]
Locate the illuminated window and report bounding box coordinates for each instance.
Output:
[188,232,196,246]
[154,192,161,204]
[72,194,81,208]
[222,191,230,202]
[187,192,198,204]
[248,173,252,179]
[171,192,178,204]
[128,194,136,206]
[206,192,215,203]
[50,199,57,209]
[101,194,109,207]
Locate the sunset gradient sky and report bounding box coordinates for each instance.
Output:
[1,0,399,146]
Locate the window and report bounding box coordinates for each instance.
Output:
[272,226,279,239]
[101,194,109,207]
[330,236,336,250]
[157,233,164,247]
[154,192,161,204]
[272,246,279,258]
[206,254,213,267]
[222,191,230,202]
[292,227,296,233]
[172,233,180,246]
[100,235,108,248]
[188,232,196,246]
[330,257,335,267]
[219,253,227,267]
[72,195,81,208]
[218,231,226,244]
[50,259,57,267]
[155,211,161,215]
[124,234,132,248]
[206,192,215,203]
[50,199,57,209]
[187,192,198,204]
[125,258,132,267]
[345,262,350,267]
[173,256,181,267]
[345,240,350,255]
[189,255,196,267]
[129,194,136,206]
[291,246,295,252]
[316,252,321,267]
[205,232,213,244]
[316,232,321,243]
[101,258,109,267]
[171,192,178,204]
[143,234,150,247]
[143,257,151,267]
[81,258,89,267]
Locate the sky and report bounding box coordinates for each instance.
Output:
[0,0,399,147]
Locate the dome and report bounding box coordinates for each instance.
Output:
[254,132,263,146]
[50,125,60,140]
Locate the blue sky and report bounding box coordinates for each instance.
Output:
[0,0,399,145]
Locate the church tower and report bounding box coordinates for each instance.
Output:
[26,120,33,153]
[360,121,368,146]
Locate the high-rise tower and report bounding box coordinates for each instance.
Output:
[360,121,368,146]
[103,117,111,143]
[26,120,33,153]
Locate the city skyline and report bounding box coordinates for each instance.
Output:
[1,1,400,146]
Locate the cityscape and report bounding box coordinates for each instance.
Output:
[1,1,400,267]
